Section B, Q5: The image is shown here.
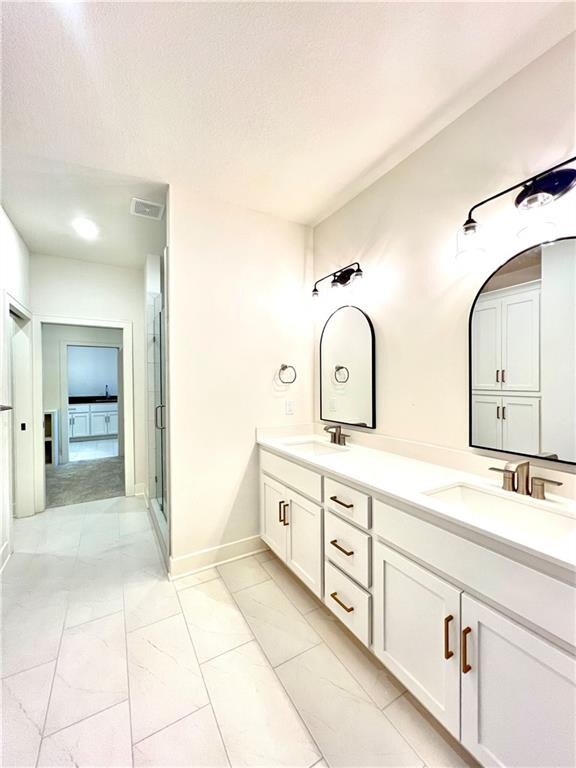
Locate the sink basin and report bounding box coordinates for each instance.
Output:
[426,483,576,554]
[287,440,347,456]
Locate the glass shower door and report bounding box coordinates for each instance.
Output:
[152,293,167,519]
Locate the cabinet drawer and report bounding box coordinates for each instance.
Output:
[260,450,321,502]
[324,560,371,646]
[374,499,576,647]
[325,477,370,529]
[325,511,371,588]
[90,403,118,413]
[68,405,89,414]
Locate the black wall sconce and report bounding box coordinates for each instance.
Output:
[458,155,576,253]
[312,262,363,297]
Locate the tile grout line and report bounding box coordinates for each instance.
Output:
[175,588,233,768]
[122,552,137,767]
[35,698,130,742]
[131,703,212,748]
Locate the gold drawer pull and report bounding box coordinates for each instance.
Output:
[330,495,354,509]
[444,615,454,660]
[461,627,472,673]
[278,501,285,524]
[330,591,354,613]
[330,539,354,557]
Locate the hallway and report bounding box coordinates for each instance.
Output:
[1,497,472,768]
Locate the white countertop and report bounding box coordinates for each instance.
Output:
[257,434,576,575]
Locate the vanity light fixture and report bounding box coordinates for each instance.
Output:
[312,262,363,297]
[458,155,576,255]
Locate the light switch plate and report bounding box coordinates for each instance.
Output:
[285,399,295,416]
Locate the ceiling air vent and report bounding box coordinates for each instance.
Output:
[130,197,165,221]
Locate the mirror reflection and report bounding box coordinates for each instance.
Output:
[320,305,375,428]
[470,237,576,464]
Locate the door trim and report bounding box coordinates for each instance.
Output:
[32,315,135,511]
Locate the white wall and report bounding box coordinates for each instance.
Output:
[68,345,119,397]
[0,205,30,307]
[541,239,576,462]
[168,191,312,573]
[313,35,576,494]
[30,254,146,487]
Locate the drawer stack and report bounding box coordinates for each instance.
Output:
[323,477,372,645]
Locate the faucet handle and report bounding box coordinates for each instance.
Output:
[489,466,516,492]
[530,477,563,501]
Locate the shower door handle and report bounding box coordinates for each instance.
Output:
[155,405,166,430]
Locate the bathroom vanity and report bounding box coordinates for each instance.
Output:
[258,434,576,768]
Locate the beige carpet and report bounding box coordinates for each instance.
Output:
[46,457,125,508]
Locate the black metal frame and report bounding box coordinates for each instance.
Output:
[462,155,576,230]
[468,235,576,467]
[320,305,376,429]
[312,263,362,295]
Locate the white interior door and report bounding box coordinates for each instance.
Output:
[260,474,287,559]
[285,490,322,597]
[472,298,501,390]
[501,396,540,455]
[471,394,502,448]
[10,312,35,518]
[373,540,461,737]
[461,594,576,768]
[501,290,540,391]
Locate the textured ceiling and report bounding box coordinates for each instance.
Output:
[2,156,167,267]
[2,2,575,226]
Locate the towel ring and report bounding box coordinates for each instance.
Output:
[334,365,350,383]
[279,364,297,384]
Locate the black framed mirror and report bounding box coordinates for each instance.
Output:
[469,236,576,465]
[320,305,375,428]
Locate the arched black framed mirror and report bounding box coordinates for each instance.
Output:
[469,236,576,465]
[320,305,375,428]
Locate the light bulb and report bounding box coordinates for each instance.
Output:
[71,217,99,240]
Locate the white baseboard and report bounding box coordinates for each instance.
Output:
[134,482,146,496]
[169,535,266,579]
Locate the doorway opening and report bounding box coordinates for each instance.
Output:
[37,322,133,509]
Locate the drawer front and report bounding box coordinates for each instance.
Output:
[373,499,576,647]
[325,477,371,529]
[260,450,321,502]
[90,403,118,413]
[325,511,371,588]
[68,405,89,414]
[324,560,371,646]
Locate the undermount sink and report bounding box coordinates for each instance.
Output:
[426,483,576,551]
[287,440,347,456]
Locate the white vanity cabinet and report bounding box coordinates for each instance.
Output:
[68,405,90,438]
[260,466,323,597]
[373,540,462,736]
[461,595,575,768]
[258,443,575,768]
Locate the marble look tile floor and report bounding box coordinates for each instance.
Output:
[1,496,478,768]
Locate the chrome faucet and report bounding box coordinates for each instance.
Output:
[490,460,562,500]
[324,424,349,446]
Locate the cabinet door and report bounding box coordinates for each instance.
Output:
[90,412,108,437]
[260,474,287,560]
[373,541,461,737]
[461,594,575,768]
[501,396,540,455]
[472,298,501,390]
[471,394,502,449]
[501,290,540,391]
[107,412,119,435]
[285,490,322,597]
[72,412,90,438]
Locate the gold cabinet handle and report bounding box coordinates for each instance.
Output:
[330,495,354,509]
[330,539,354,557]
[282,501,289,526]
[461,627,472,673]
[330,591,354,613]
[501,369,506,383]
[496,369,500,383]
[496,406,500,420]
[278,500,285,524]
[444,615,454,660]
[502,406,506,420]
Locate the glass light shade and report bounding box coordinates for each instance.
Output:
[352,267,363,281]
[456,219,485,259]
[516,206,557,246]
[331,276,340,288]
[516,191,554,210]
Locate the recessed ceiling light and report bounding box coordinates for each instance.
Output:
[71,217,99,241]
